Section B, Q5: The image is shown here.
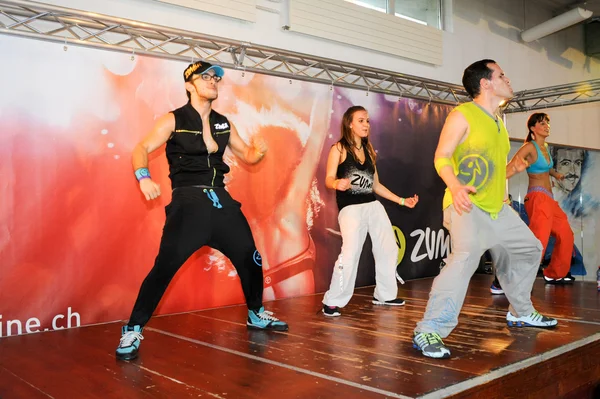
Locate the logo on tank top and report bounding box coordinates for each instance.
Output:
[457,154,490,190]
[351,174,373,190]
[347,167,373,194]
[214,122,229,129]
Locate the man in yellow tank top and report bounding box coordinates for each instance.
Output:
[412,60,558,359]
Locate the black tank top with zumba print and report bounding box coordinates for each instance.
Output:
[335,146,377,210]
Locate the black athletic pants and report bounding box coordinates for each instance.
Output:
[128,186,264,327]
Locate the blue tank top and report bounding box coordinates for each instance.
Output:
[526,141,553,174]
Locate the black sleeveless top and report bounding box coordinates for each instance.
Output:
[166,103,231,188]
[336,146,377,210]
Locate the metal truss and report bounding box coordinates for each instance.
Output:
[504,79,600,113]
[0,0,468,105]
[1,0,598,111]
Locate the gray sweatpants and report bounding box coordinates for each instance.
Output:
[415,204,543,338]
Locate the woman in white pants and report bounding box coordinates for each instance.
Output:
[322,105,418,317]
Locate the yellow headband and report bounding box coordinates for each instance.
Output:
[434,157,453,175]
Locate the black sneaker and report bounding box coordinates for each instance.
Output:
[372,297,405,306]
[543,275,563,284]
[322,304,341,317]
[537,265,545,277]
[562,272,575,283]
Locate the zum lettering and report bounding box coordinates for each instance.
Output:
[351,174,373,189]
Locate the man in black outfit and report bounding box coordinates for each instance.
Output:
[116,61,288,361]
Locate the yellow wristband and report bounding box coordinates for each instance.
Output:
[400,198,405,206]
[434,157,453,175]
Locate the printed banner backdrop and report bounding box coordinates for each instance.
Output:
[319,90,452,290]
[0,35,451,336]
[508,140,600,279]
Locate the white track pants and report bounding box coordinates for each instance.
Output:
[323,201,398,307]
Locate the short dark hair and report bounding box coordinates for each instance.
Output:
[462,59,496,98]
[525,113,549,142]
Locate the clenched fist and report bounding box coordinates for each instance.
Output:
[140,179,161,200]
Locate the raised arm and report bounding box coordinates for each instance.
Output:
[281,93,332,207]
[227,122,267,165]
[506,142,534,179]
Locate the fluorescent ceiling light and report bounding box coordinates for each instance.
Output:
[521,7,593,42]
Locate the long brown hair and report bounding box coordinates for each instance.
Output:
[339,106,377,163]
[525,113,549,142]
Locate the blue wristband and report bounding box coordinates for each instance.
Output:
[134,167,151,181]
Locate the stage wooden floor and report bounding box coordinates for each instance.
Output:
[1,274,599,399]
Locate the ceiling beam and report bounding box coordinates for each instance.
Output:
[0,0,469,105]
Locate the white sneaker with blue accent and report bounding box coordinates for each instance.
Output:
[116,325,144,360]
[506,311,557,328]
[490,277,504,295]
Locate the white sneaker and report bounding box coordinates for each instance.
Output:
[506,311,557,328]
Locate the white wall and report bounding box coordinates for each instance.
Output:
[17,0,600,147]
[449,0,599,89]
[506,102,600,149]
[35,0,600,84]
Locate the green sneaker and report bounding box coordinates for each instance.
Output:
[413,332,451,359]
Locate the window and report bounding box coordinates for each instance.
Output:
[345,0,387,13]
[394,0,441,28]
[344,0,442,29]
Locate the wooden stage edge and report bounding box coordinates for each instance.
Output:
[1,274,599,399]
[141,325,600,399]
[429,334,600,399]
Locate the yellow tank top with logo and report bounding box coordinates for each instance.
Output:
[442,102,509,218]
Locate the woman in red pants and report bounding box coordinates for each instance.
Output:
[507,113,575,284]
